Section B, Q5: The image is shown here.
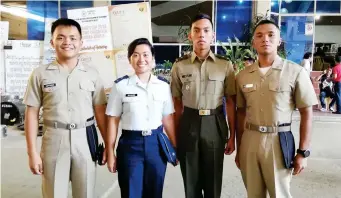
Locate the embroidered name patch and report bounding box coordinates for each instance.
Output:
[126,94,137,97]
[182,74,192,78]
[43,83,56,88]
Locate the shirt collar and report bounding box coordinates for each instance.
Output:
[127,74,159,85]
[190,50,216,63]
[249,55,284,73]
[47,59,87,71]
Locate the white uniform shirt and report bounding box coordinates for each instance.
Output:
[106,74,174,131]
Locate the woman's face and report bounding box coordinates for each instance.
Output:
[129,44,154,75]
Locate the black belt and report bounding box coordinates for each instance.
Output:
[183,106,223,116]
[122,125,163,136]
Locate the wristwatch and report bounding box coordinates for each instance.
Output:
[297,149,310,158]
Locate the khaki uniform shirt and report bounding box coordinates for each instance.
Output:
[236,55,318,126]
[171,51,236,109]
[23,60,107,125]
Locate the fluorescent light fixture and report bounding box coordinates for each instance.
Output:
[315,15,320,20]
[0,5,44,22]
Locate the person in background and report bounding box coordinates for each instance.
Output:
[315,68,336,112]
[105,38,177,198]
[301,52,313,74]
[332,55,341,114]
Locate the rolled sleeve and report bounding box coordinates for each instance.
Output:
[162,85,175,116]
[105,84,122,116]
[236,74,246,108]
[294,70,318,108]
[93,73,107,106]
[23,69,42,107]
[225,61,236,97]
[170,62,182,99]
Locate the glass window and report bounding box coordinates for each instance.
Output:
[280,0,314,13]
[111,0,145,5]
[280,16,314,64]
[1,0,58,40]
[316,0,341,13]
[151,1,213,43]
[154,45,179,67]
[271,14,279,26]
[271,0,279,13]
[61,1,93,18]
[216,0,252,42]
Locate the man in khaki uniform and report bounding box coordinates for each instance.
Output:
[171,14,236,198]
[24,18,107,198]
[235,20,317,198]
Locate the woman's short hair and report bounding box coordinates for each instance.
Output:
[127,38,155,59]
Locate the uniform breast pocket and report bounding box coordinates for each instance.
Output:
[79,80,95,101]
[122,96,141,113]
[42,79,61,105]
[269,82,293,111]
[241,85,257,107]
[180,73,196,98]
[152,93,164,114]
[207,72,225,94]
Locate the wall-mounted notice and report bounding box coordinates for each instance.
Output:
[113,49,134,79]
[79,50,116,94]
[0,21,9,41]
[67,6,113,53]
[4,40,43,97]
[43,18,57,64]
[109,2,152,48]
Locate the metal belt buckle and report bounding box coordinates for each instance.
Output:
[141,130,152,136]
[69,123,76,129]
[199,109,210,116]
[259,126,267,132]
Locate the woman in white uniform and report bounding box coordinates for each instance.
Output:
[105,38,177,198]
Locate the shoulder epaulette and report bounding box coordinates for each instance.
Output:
[215,54,230,61]
[114,75,129,83]
[175,54,190,62]
[157,76,169,84]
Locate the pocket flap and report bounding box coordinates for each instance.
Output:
[80,80,95,91]
[42,79,59,92]
[153,93,164,101]
[269,82,291,92]
[208,72,225,81]
[122,96,141,103]
[242,85,257,93]
[180,73,196,82]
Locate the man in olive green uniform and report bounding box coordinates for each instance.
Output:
[171,14,236,198]
[235,20,317,198]
[24,19,107,198]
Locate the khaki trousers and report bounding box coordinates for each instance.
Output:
[40,127,96,198]
[239,129,293,198]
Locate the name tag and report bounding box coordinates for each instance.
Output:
[126,94,137,97]
[182,74,192,78]
[243,84,253,88]
[43,83,56,88]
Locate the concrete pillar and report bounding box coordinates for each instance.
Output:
[253,0,271,18]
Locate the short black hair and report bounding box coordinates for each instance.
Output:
[253,19,279,35]
[127,38,155,59]
[51,18,82,37]
[303,52,312,59]
[190,13,213,29]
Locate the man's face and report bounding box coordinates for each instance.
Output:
[252,23,281,56]
[50,25,83,60]
[189,19,214,50]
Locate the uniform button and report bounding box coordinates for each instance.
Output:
[69,108,73,112]
[261,93,264,96]
[260,109,264,112]
[69,92,73,96]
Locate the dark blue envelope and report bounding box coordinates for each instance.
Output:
[157,132,177,166]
